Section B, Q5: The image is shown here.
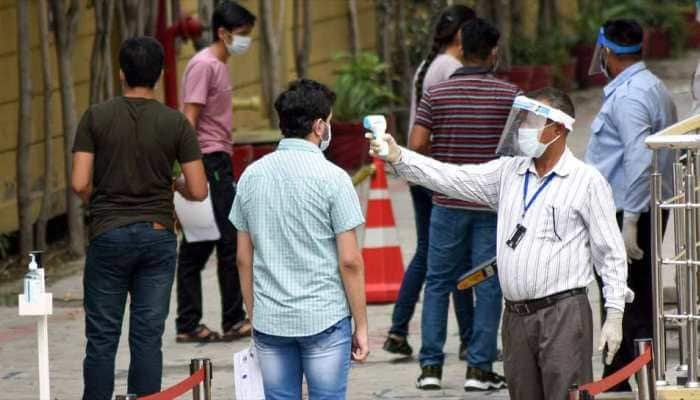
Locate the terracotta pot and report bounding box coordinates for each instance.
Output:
[509,65,534,92]
[573,43,607,88]
[327,120,370,173]
[554,61,576,92]
[643,27,671,59]
[685,11,700,48]
[530,65,554,91]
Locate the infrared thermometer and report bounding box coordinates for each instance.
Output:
[363,115,389,157]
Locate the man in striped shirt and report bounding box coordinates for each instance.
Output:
[368,87,630,400]
[409,18,518,391]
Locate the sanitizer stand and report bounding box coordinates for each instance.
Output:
[18,292,52,400]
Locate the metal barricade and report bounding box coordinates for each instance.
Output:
[646,114,700,388]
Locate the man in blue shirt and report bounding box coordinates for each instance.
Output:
[230,79,369,400]
[585,19,677,391]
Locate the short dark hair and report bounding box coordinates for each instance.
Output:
[274,79,336,138]
[527,87,576,130]
[603,19,643,58]
[212,1,256,41]
[461,18,500,61]
[119,36,164,88]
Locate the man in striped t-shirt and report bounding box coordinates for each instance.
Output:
[409,18,519,391]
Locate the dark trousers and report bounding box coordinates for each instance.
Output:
[600,210,668,391]
[503,293,593,400]
[82,223,176,400]
[389,186,472,345]
[176,152,245,334]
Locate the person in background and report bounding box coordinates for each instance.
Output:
[368,87,631,400]
[383,4,476,362]
[175,0,256,343]
[231,79,369,400]
[585,19,677,391]
[72,37,207,400]
[409,18,515,391]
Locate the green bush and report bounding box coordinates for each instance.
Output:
[331,52,398,122]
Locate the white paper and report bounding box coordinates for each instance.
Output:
[234,343,265,399]
[173,187,221,242]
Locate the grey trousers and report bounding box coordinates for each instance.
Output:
[502,293,593,400]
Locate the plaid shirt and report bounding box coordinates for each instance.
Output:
[230,138,364,336]
[415,67,520,210]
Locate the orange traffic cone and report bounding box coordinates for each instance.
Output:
[362,157,405,303]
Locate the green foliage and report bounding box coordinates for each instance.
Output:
[571,0,687,56]
[331,52,398,122]
[511,36,536,65]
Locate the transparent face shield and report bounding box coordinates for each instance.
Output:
[588,27,643,76]
[692,62,700,103]
[496,96,575,157]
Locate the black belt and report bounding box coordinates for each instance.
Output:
[505,288,587,315]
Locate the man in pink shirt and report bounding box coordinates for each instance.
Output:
[176,1,256,343]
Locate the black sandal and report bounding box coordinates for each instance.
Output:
[176,324,222,343]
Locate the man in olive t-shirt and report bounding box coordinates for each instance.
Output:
[71,37,207,400]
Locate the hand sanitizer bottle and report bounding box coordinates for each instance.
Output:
[23,254,42,304]
[363,115,389,157]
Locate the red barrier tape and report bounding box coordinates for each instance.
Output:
[139,368,205,400]
[579,345,652,396]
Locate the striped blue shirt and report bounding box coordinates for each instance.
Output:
[229,138,365,336]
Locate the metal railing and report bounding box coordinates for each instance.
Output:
[646,113,700,388]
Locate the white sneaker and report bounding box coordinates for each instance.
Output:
[464,366,507,391]
[416,365,442,390]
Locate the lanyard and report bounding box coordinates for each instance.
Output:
[522,172,556,218]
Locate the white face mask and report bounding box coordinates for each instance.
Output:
[226,34,252,55]
[518,126,560,158]
[319,121,332,151]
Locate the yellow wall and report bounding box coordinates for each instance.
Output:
[0,0,376,234]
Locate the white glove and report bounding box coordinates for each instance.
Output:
[365,133,402,164]
[622,212,644,262]
[599,308,623,365]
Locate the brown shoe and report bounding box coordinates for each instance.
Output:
[222,319,252,341]
[175,324,222,343]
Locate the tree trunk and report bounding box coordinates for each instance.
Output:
[495,0,512,72]
[36,0,54,251]
[196,0,215,49]
[16,0,33,258]
[396,0,412,102]
[117,0,159,41]
[292,0,311,78]
[50,0,85,257]
[376,0,394,86]
[347,0,360,56]
[90,0,116,105]
[259,0,286,128]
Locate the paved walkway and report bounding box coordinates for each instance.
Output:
[0,51,698,399]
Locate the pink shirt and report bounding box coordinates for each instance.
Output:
[181,47,233,155]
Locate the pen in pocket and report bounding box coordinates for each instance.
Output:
[551,206,562,241]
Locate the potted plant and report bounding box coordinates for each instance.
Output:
[570,3,610,88]
[509,36,536,92]
[684,5,700,48]
[638,2,686,58]
[329,52,397,172]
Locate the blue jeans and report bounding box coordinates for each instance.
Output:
[419,206,502,370]
[389,186,472,345]
[254,317,352,400]
[82,222,177,400]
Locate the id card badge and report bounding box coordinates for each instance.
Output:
[506,223,527,249]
